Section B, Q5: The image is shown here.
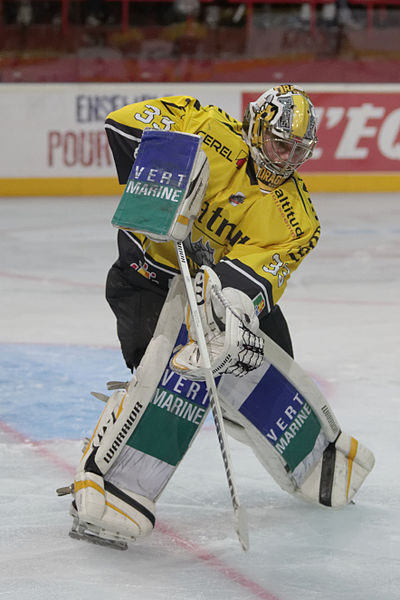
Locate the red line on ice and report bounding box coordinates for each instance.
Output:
[0,420,75,475]
[0,419,280,600]
[156,521,280,600]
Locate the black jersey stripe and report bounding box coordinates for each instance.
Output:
[292,175,310,217]
[160,99,189,115]
[245,156,259,186]
[121,230,180,277]
[105,118,143,141]
[215,257,273,314]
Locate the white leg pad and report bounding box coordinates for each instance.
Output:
[218,334,375,507]
[296,432,375,507]
[222,410,298,495]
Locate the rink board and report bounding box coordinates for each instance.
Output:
[2,173,400,196]
[2,83,400,195]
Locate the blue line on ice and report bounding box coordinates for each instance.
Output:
[0,343,129,440]
[0,342,214,441]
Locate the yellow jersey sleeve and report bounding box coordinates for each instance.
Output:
[105,96,207,183]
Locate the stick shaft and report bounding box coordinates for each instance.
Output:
[174,242,249,551]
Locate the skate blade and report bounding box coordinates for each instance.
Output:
[56,483,74,496]
[69,519,129,551]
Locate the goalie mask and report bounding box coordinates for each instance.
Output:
[242,85,318,193]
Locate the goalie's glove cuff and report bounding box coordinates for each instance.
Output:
[171,266,264,380]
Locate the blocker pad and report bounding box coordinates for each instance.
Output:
[112,129,209,242]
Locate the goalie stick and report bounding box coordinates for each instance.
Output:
[175,241,249,552]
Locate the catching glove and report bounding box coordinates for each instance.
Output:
[171,266,264,380]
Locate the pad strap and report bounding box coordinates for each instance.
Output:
[104,480,156,527]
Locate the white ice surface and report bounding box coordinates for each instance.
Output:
[1,194,399,600]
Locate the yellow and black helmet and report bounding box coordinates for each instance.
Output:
[242,84,318,192]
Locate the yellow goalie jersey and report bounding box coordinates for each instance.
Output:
[105,96,320,320]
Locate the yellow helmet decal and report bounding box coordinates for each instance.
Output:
[261,103,278,124]
[291,94,309,139]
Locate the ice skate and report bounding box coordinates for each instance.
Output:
[68,502,129,551]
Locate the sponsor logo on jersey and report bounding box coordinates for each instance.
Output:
[197,201,251,247]
[229,192,245,206]
[273,188,305,239]
[183,235,216,267]
[236,150,248,169]
[289,226,321,262]
[253,292,266,316]
[198,130,234,162]
[130,259,159,283]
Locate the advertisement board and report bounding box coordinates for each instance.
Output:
[242,87,400,192]
[1,83,399,195]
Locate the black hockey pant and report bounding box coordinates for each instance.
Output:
[106,262,294,372]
